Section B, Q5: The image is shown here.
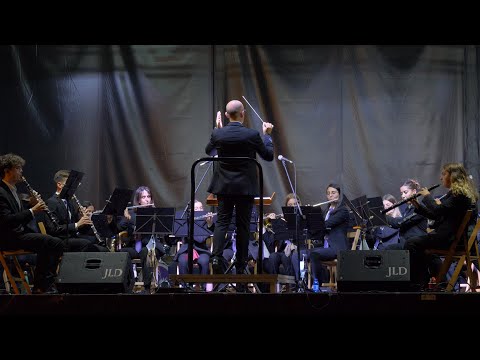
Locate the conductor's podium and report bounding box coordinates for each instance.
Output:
[169,273,296,293]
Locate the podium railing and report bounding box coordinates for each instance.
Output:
[207,192,275,206]
[190,157,265,274]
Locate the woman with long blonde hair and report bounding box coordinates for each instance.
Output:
[405,162,478,289]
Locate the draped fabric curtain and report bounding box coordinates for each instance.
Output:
[0,45,478,214]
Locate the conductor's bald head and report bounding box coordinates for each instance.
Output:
[225,100,245,122]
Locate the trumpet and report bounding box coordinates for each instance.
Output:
[125,203,155,211]
[263,213,283,221]
[263,214,284,233]
[22,176,61,230]
[71,194,103,244]
[381,184,440,214]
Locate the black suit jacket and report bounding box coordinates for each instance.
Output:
[0,181,34,242]
[205,122,274,196]
[324,204,350,252]
[415,191,473,241]
[386,203,427,240]
[46,194,80,234]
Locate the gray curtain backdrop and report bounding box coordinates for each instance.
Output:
[0,45,478,214]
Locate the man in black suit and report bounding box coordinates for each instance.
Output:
[205,99,274,274]
[46,169,106,252]
[0,153,64,293]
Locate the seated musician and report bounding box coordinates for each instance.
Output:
[383,179,428,250]
[405,163,478,289]
[44,170,106,252]
[120,186,167,293]
[371,194,401,250]
[263,193,298,277]
[309,184,350,287]
[173,199,214,275]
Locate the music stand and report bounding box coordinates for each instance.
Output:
[58,170,84,249]
[282,206,307,243]
[91,213,110,238]
[270,218,290,248]
[282,206,325,244]
[343,195,367,227]
[173,210,214,238]
[58,170,84,201]
[102,188,134,216]
[351,195,369,223]
[173,211,187,237]
[136,207,175,291]
[135,207,175,235]
[367,196,389,227]
[282,206,325,290]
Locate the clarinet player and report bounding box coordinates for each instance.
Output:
[45,170,107,252]
[0,153,64,294]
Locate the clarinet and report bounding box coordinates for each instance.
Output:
[71,194,103,244]
[21,176,61,230]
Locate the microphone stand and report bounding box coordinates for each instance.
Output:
[180,160,214,219]
[180,159,214,275]
[280,159,305,292]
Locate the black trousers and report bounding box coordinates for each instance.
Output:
[1,232,64,291]
[212,195,254,267]
[404,232,451,286]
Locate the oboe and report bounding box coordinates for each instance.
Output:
[71,194,102,243]
[22,176,61,229]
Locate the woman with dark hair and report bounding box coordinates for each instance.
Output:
[384,179,428,249]
[371,194,401,250]
[309,183,350,286]
[173,199,213,275]
[406,163,478,288]
[121,186,167,293]
[263,193,300,277]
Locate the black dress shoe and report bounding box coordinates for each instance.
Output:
[211,257,224,274]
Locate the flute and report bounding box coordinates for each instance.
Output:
[193,212,217,220]
[312,199,337,207]
[381,184,440,214]
[126,203,155,211]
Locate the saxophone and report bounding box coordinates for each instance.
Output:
[22,176,61,232]
[148,246,159,292]
[71,194,104,245]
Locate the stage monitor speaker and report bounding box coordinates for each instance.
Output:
[56,252,134,294]
[337,250,410,292]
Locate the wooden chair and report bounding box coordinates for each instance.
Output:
[426,210,480,292]
[318,226,362,290]
[0,221,50,294]
[0,249,35,294]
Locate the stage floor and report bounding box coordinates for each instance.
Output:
[1,291,480,321]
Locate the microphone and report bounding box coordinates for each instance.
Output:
[278,155,293,163]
